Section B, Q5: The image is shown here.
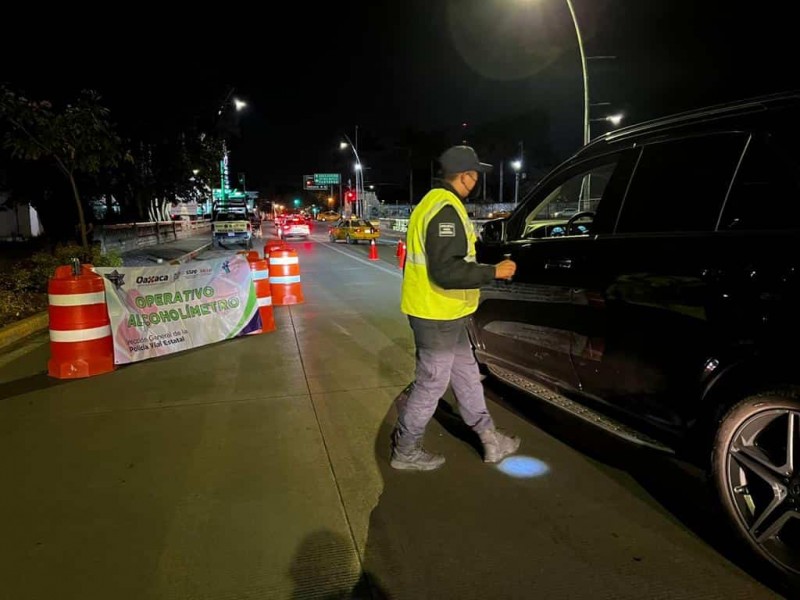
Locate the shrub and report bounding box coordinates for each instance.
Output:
[0,242,122,295]
[0,290,48,329]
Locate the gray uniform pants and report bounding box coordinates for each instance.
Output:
[394,315,495,451]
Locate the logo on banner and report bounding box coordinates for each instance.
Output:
[105,270,126,290]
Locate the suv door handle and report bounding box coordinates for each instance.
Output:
[545,258,573,270]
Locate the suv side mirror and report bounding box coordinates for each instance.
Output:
[480,218,506,245]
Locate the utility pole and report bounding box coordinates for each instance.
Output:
[499,160,504,204]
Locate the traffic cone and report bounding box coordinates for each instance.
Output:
[397,241,406,270]
[369,239,379,261]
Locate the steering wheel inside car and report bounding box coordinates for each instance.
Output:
[566,211,595,235]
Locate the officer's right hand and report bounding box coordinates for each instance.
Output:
[494,259,516,280]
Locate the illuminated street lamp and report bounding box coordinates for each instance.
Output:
[511,159,522,205]
[590,113,625,132]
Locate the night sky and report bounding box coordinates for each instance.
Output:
[3,0,797,200]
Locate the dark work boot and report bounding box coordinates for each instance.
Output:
[478,428,521,464]
[390,428,445,471]
[390,444,446,471]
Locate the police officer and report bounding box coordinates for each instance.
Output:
[391,145,520,471]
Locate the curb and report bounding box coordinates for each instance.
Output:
[0,311,49,351]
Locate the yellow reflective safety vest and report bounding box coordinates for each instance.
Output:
[401,188,481,320]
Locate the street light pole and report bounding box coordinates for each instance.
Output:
[342,132,363,216]
[565,0,589,147]
[214,91,247,212]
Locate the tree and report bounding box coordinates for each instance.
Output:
[113,132,221,223]
[0,87,128,255]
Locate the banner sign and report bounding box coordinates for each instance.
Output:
[96,256,260,364]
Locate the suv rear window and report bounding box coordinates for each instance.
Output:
[616,134,747,233]
[214,212,247,221]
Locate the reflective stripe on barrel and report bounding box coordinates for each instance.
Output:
[49,325,112,343]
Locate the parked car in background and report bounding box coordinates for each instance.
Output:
[328,217,380,244]
[277,215,310,240]
[471,92,800,589]
[552,207,579,219]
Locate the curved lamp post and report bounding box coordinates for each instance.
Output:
[519,1,588,145]
[564,0,589,146]
[340,134,364,216]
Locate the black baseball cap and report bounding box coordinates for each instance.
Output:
[439,145,493,175]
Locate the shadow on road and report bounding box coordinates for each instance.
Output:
[289,530,388,600]
[0,371,65,401]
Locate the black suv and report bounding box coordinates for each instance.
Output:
[471,92,800,584]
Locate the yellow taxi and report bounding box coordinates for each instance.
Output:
[317,210,341,222]
[328,217,380,244]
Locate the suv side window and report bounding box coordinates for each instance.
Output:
[720,132,800,230]
[514,157,621,240]
[615,134,748,234]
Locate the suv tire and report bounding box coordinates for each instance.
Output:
[711,390,800,585]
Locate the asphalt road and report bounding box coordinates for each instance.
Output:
[0,227,790,599]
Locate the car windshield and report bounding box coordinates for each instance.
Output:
[350,220,370,227]
[529,163,616,221]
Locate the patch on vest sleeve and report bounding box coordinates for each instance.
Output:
[438,223,456,237]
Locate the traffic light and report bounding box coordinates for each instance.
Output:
[345,189,356,203]
[293,198,301,207]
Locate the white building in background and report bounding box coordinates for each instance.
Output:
[0,194,43,240]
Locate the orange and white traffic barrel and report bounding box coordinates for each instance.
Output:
[245,251,275,333]
[269,248,304,306]
[264,240,285,259]
[47,263,114,379]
